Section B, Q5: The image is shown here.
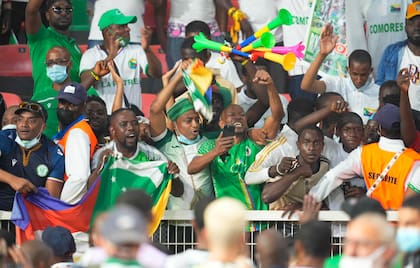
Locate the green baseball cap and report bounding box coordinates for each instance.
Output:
[98,9,137,31]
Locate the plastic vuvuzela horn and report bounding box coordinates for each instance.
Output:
[238,9,293,48]
[251,51,297,71]
[241,32,275,52]
[193,32,251,59]
[255,41,305,59]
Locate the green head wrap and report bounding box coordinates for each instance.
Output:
[167,98,195,121]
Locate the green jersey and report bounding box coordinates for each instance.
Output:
[27,25,82,97]
[198,138,267,210]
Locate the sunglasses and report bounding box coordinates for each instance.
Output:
[51,7,73,15]
[45,58,69,67]
[19,102,45,119]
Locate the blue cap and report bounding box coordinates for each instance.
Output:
[57,82,87,105]
[42,226,76,257]
[373,103,400,130]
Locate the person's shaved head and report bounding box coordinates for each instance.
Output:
[47,46,70,59]
[256,229,289,268]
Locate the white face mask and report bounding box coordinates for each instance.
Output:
[340,246,386,268]
[15,132,42,149]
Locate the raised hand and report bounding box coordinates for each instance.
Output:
[299,194,322,224]
[107,60,123,85]
[141,26,153,51]
[252,69,273,85]
[214,132,234,156]
[281,202,302,219]
[93,60,110,78]
[329,98,348,113]
[319,23,338,56]
[397,68,410,93]
[161,61,181,87]
[247,128,268,145]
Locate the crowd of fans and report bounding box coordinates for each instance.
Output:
[1,0,420,267]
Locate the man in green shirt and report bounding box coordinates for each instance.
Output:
[187,69,284,210]
[33,46,73,139]
[25,0,82,97]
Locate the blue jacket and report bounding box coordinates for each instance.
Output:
[376,39,408,85]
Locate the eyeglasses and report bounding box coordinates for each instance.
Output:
[51,7,73,15]
[19,102,45,120]
[45,58,69,67]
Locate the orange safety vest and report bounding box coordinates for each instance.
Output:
[57,119,98,181]
[361,143,420,210]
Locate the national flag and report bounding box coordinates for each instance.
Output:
[91,157,172,235]
[363,107,377,117]
[11,157,172,244]
[182,59,213,122]
[11,179,100,244]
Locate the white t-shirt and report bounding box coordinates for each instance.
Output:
[80,45,148,114]
[322,75,379,123]
[352,0,409,77]
[278,0,313,76]
[169,0,216,27]
[400,46,420,111]
[78,244,167,268]
[239,0,283,42]
[206,52,243,89]
[60,128,92,204]
[164,249,209,268]
[88,0,145,43]
[237,87,289,127]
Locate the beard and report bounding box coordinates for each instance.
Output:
[408,35,420,47]
[49,19,71,31]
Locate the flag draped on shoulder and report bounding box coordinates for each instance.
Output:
[182,59,213,122]
[11,156,172,244]
[91,157,172,235]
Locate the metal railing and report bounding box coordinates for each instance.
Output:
[0,210,399,259]
[151,210,399,259]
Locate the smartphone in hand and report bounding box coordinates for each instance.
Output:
[220,125,235,161]
[222,125,235,137]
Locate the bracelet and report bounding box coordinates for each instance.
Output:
[241,59,249,66]
[276,163,285,176]
[90,70,100,81]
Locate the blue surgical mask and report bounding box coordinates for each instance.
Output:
[15,134,41,149]
[177,134,201,145]
[46,64,68,83]
[396,227,420,252]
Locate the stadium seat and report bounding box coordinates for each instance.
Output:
[79,44,88,53]
[1,92,22,107]
[0,45,32,77]
[141,93,156,118]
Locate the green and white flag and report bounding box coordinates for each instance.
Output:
[91,156,172,236]
[182,59,213,122]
